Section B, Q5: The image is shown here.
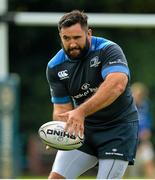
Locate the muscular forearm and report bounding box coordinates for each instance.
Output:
[53,103,73,120]
[77,73,128,117]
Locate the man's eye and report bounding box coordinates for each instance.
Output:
[74,36,81,40]
[63,36,70,41]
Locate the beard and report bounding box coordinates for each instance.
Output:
[62,38,90,60]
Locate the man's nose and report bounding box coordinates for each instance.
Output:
[69,39,77,48]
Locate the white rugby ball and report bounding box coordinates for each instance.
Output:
[38,121,84,150]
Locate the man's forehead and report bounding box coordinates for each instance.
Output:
[60,24,85,34]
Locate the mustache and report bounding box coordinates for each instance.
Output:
[68,47,81,51]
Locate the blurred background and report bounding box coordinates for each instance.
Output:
[1,0,155,178]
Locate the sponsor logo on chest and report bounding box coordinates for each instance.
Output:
[74,83,98,99]
[81,83,90,90]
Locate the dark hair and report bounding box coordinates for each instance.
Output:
[58,10,88,31]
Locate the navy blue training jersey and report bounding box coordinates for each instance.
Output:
[46,36,138,125]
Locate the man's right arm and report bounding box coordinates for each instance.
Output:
[46,102,73,150]
[53,103,73,121]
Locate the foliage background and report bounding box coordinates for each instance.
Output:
[8,0,155,175]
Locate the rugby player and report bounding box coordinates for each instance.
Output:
[46,10,139,179]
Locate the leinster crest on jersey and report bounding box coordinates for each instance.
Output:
[90,56,101,67]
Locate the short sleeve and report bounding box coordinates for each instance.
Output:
[46,65,71,104]
[101,44,130,79]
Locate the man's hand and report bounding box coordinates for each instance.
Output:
[58,108,85,137]
[46,145,51,150]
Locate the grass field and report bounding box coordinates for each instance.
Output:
[18,174,144,179]
[18,175,143,179]
[18,175,95,179]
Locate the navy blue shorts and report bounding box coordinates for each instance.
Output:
[79,121,139,165]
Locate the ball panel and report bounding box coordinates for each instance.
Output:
[38,121,84,150]
[41,138,82,150]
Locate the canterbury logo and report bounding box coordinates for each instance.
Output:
[58,70,69,80]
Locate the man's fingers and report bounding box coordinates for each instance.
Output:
[65,122,84,138]
[57,113,68,122]
[46,145,51,150]
[64,117,72,131]
[57,113,65,117]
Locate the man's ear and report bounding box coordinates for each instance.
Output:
[59,32,62,38]
[88,28,92,36]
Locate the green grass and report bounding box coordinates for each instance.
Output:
[18,175,95,179]
[18,175,144,179]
